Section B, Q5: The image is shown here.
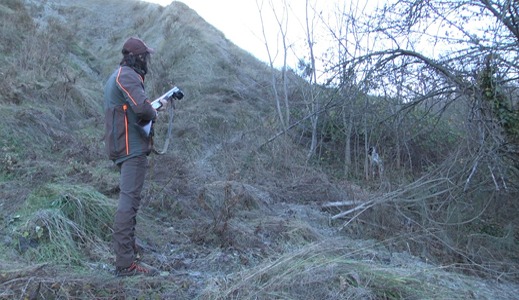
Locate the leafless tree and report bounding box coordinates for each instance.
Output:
[256,0,291,131]
[321,0,519,277]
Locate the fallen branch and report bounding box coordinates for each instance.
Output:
[331,200,374,220]
[330,175,458,223]
[321,200,358,209]
[0,263,47,283]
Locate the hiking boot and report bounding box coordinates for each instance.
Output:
[115,261,159,277]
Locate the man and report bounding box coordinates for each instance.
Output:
[104,37,167,276]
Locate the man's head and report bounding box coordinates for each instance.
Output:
[120,37,154,76]
[122,37,154,56]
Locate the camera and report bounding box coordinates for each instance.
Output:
[169,87,184,100]
[151,86,184,109]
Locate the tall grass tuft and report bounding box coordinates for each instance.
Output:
[200,239,459,300]
[17,184,115,264]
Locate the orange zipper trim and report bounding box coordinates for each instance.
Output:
[116,67,141,106]
[123,104,129,155]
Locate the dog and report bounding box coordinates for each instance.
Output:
[368,146,384,179]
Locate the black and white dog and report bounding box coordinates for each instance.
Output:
[368,146,384,179]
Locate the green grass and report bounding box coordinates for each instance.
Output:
[14,183,115,264]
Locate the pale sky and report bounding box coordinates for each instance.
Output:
[141,0,276,64]
[141,0,385,76]
[141,0,317,68]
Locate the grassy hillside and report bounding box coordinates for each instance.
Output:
[1,0,518,299]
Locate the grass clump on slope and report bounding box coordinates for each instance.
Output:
[14,183,115,265]
[200,239,467,300]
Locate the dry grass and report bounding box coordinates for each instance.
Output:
[15,184,115,264]
[0,0,518,299]
[198,239,467,300]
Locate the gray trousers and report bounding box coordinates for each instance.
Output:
[113,155,147,268]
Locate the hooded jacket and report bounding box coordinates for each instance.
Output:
[104,65,157,164]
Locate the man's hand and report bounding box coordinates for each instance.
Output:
[156,98,169,111]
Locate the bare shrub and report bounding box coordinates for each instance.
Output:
[191,181,271,247]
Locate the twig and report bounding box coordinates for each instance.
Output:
[488,164,499,191]
[321,200,357,208]
[331,200,374,220]
[464,160,479,192]
[259,99,338,149]
[339,203,375,230]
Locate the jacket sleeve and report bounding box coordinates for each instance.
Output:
[115,66,157,121]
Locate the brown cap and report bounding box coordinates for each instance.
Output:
[122,37,155,55]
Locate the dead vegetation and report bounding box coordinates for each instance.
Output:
[1,0,519,299]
